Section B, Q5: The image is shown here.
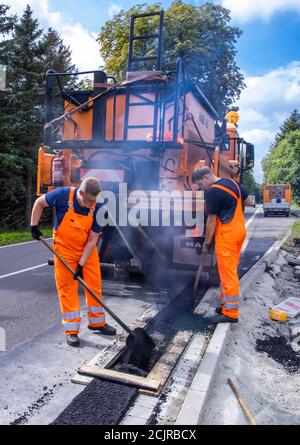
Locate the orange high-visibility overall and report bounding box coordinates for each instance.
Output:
[53,187,105,335]
[210,179,246,319]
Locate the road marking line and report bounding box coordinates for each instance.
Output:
[245,205,261,229]
[242,206,261,254]
[0,238,52,249]
[0,263,48,279]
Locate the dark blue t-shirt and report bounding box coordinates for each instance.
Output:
[45,187,103,233]
[205,178,248,224]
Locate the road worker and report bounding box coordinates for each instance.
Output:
[192,166,252,323]
[30,177,116,346]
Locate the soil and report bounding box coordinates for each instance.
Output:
[200,240,300,425]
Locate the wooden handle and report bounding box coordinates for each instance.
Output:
[193,252,207,296]
[40,237,132,334]
[227,378,257,425]
[79,365,161,392]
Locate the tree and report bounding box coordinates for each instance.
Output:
[0,6,76,228]
[97,1,245,116]
[242,171,262,202]
[0,4,15,40]
[272,109,300,148]
[262,129,300,204]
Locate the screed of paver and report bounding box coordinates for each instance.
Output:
[199,249,300,425]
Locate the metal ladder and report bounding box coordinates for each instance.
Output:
[124,11,164,143]
[127,11,164,72]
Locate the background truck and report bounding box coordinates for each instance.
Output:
[36,11,254,286]
[263,184,291,217]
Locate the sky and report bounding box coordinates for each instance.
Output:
[6,0,300,182]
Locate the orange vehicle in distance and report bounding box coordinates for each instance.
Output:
[263,184,291,217]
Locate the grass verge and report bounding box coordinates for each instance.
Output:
[291,221,300,238]
[282,221,300,252]
[0,228,52,246]
[291,202,300,210]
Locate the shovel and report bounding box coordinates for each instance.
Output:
[40,237,155,369]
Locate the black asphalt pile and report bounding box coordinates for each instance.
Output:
[113,363,147,377]
[52,379,137,425]
[255,334,300,373]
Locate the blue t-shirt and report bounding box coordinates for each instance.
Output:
[45,187,103,233]
[205,178,248,224]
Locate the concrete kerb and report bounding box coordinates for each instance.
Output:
[291,210,299,218]
[175,227,292,425]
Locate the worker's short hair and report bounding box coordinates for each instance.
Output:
[192,166,213,183]
[80,177,101,196]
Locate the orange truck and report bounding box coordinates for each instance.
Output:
[263,184,291,217]
[36,12,254,284]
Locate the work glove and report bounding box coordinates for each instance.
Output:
[30,225,43,240]
[202,242,211,254]
[73,264,83,280]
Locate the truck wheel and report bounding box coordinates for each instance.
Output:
[286,212,290,217]
[264,212,268,217]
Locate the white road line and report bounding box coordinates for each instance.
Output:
[245,205,261,229]
[0,263,48,279]
[0,237,52,249]
[242,205,261,254]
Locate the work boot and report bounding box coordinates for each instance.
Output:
[207,314,238,324]
[88,323,116,335]
[66,334,80,347]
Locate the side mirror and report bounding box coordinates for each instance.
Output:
[245,143,254,169]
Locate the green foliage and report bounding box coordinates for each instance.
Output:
[0,227,52,246]
[0,4,15,38]
[272,109,300,148]
[77,76,94,90]
[262,129,300,204]
[0,5,76,228]
[97,0,245,115]
[242,170,262,201]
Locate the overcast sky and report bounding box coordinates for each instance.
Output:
[7,0,300,182]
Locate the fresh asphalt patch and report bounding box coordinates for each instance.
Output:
[51,282,213,425]
[52,378,138,425]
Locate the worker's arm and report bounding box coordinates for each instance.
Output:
[79,230,101,267]
[30,195,49,239]
[73,230,101,280]
[203,214,217,250]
